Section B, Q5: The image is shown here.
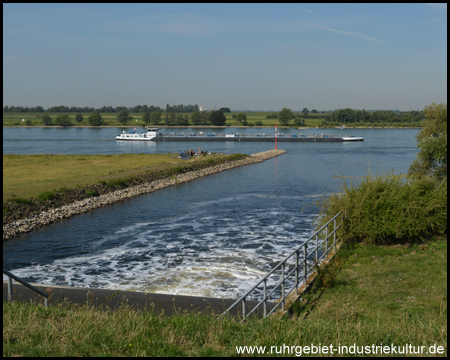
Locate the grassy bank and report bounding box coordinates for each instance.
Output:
[3,153,230,202]
[3,237,446,357]
[3,152,247,223]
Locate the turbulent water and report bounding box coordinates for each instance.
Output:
[3,127,419,299]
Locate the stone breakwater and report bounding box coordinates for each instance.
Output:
[3,149,286,241]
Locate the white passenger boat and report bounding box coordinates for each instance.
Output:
[342,134,364,141]
[116,127,159,141]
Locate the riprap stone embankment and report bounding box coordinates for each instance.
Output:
[3,149,286,241]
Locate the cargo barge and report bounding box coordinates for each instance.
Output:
[116,128,363,142]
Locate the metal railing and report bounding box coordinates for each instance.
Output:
[3,269,49,307]
[221,211,342,320]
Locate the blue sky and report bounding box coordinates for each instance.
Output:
[3,3,447,111]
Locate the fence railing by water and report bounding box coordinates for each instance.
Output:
[222,211,343,320]
[3,269,49,307]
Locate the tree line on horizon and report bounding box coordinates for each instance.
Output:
[3,104,203,114]
[32,109,228,127]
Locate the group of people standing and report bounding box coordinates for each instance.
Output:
[179,148,203,159]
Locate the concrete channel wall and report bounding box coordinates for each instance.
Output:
[3,282,276,318]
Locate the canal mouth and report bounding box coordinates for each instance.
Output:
[4,194,318,300]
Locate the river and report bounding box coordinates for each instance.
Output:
[3,127,419,299]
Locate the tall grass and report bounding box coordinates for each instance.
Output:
[317,172,447,244]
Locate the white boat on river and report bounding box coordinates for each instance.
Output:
[116,127,159,141]
[342,134,364,141]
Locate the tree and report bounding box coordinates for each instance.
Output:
[191,111,202,125]
[236,112,247,124]
[42,114,53,126]
[209,110,226,126]
[88,110,103,126]
[408,103,447,180]
[151,111,161,125]
[75,113,83,123]
[117,110,132,125]
[302,108,309,118]
[55,114,72,126]
[219,107,231,113]
[200,111,210,125]
[293,116,304,127]
[143,111,151,124]
[311,109,318,114]
[164,112,175,126]
[169,112,176,125]
[278,108,293,126]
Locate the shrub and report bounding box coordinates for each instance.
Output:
[42,114,53,126]
[108,179,127,188]
[9,197,31,205]
[255,121,263,126]
[38,191,57,201]
[316,172,447,245]
[248,122,254,126]
[86,190,98,197]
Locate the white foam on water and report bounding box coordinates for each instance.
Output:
[5,194,319,299]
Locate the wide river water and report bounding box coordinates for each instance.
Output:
[3,127,419,299]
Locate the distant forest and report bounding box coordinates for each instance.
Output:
[321,108,424,126]
[2,103,200,113]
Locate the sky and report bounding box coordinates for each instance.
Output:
[3,3,447,111]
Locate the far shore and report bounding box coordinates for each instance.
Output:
[3,125,422,129]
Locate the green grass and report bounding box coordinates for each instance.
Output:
[3,237,446,357]
[3,153,237,202]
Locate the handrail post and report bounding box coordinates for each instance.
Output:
[8,275,12,302]
[281,262,285,311]
[315,234,319,262]
[303,244,308,284]
[325,224,329,256]
[242,297,246,320]
[295,250,299,291]
[333,218,337,252]
[263,279,267,318]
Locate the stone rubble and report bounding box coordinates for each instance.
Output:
[3,149,286,241]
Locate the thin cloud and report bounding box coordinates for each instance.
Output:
[291,21,383,43]
[297,7,317,16]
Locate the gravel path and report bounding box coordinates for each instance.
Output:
[3,149,286,241]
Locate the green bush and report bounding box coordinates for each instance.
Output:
[255,121,263,126]
[9,197,31,205]
[38,191,57,201]
[86,190,97,197]
[317,173,447,245]
[108,179,127,188]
